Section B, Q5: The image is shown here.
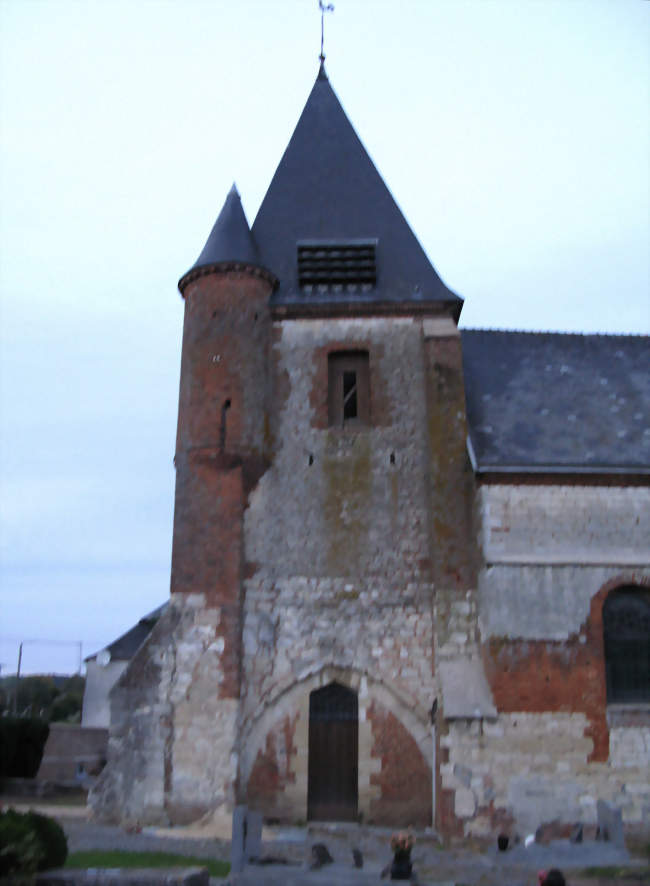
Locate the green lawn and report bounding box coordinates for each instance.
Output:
[65,850,230,878]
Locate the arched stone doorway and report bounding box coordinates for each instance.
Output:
[307,681,358,821]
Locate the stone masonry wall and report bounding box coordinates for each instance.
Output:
[480,484,650,568]
[442,714,650,837]
[433,483,650,837]
[90,594,240,826]
[241,317,438,824]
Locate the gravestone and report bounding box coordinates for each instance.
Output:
[246,809,263,861]
[230,805,247,874]
[597,799,624,848]
[231,806,264,872]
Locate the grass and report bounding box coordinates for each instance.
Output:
[65,850,230,878]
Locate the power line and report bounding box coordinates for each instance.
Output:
[0,636,82,647]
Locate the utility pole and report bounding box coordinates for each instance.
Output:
[13,642,23,715]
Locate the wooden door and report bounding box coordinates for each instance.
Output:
[307,682,358,821]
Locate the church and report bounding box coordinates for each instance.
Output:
[90,64,650,839]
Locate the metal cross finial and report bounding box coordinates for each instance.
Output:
[319,0,334,63]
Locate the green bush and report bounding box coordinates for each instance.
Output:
[0,809,67,876]
[0,717,49,777]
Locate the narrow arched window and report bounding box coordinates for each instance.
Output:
[603,586,650,704]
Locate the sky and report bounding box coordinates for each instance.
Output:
[0,0,648,675]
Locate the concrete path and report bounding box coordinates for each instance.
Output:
[3,798,644,886]
[223,839,637,886]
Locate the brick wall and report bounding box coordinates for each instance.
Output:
[367,700,432,827]
[91,268,275,826]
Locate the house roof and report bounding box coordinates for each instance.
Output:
[462,330,650,473]
[179,185,272,293]
[86,603,168,663]
[251,64,462,317]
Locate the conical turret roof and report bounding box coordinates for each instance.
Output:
[179,184,271,292]
[252,65,462,316]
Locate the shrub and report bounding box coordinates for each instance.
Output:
[0,809,67,876]
[0,717,49,777]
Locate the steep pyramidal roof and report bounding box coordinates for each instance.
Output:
[252,65,462,316]
[179,184,266,292]
[462,330,650,473]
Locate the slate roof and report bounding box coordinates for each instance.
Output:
[462,330,650,472]
[86,603,168,663]
[179,185,271,293]
[252,64,462,316]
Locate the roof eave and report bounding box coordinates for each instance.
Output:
[271,297,461,321]
[178,261,278,297]
[474,463,650,476]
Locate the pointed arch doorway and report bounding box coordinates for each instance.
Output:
[307,681,358,821]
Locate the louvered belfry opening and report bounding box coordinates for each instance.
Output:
[603,586,650,704]
[308,682,358,821]
[297,240,377,289]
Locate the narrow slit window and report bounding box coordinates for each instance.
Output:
[342,371,358,420]
[328,351,369,427]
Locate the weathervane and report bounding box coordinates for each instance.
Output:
[319,0,334,63]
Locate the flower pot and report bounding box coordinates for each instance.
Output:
[390,849,413,880]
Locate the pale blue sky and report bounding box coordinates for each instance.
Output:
[1,0,648,674]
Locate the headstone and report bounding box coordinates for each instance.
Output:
[310,843,333,869]
[231,805,247,873]
[597,799,624,848]
[569,823,583,844]
[245,810,263,862]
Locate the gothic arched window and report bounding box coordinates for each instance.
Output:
[603,586,650,704]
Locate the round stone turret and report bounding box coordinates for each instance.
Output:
[175,184,277,457]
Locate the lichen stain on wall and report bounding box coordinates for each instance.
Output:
[323,432,371,575]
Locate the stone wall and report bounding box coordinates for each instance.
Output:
[480,484,650,567]
[90,291,650,838]
[89,596,240,825]
[240,316,440,825]
[441,714,650,837]
[434,482,650,837]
